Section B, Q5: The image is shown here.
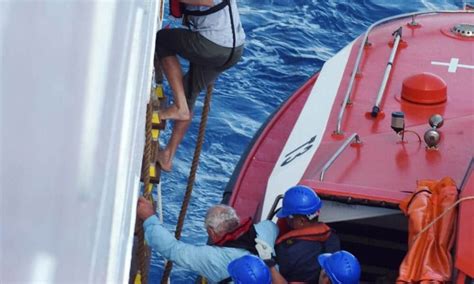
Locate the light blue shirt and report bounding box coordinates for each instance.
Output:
[186,0,245,48]
[143,215,278,283]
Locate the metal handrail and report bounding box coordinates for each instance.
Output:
[266,194,284,220]
[334,10,473,134]
[371,27,403,117]
[320,133,361,181]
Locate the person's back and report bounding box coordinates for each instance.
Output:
[275,185,340,282]
[185,0,245,48]
[276,230,339,282]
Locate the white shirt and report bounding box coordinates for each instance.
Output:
[186,0,245,48]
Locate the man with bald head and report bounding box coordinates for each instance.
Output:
[137,197,278,282]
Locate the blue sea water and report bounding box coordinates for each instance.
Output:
[149,0,467,282]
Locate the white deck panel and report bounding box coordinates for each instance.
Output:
[0,1,160,282]
[262,41,354,220]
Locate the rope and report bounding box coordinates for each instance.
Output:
[413,196,474,240]
[143,102,153,199]
[134,102,154,284]
[161,84,214,283]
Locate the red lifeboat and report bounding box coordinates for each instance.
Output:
[401,72,447,104]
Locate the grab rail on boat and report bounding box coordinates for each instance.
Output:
[266,194,284,220]
[370,26,403,117]
[334,10,473,134]
[320,133,361,181]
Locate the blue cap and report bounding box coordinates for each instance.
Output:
[318,251,361,284]
[227,255,271,284]
[277,185,322,218]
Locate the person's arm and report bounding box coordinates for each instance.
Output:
[137,197,238,282]
[270,267,288,284]
[179,0,213,7]
[254,221,287,283]
[254,220,279,249]
[142,215,242,282]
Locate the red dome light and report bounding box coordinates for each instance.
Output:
[401,73,447,105]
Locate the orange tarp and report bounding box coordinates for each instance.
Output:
[455,165,474,279]
[397,177,458,283]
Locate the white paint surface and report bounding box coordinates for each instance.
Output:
[0,1,160,283]
[262,42,354,219]
[319,201,399,223]
[30,252,57,284]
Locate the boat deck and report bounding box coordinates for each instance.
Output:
[227,11,474,220]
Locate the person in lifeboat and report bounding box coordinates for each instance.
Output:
[274,185,341,283]
[137,197,277,282]
[228,249,361,284]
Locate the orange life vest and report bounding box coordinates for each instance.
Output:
[170,0,184,18]
[214,217,253,245]
[276,222,331,245]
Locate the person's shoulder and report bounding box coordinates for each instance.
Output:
[256,219,276,226]
[255,220,279,233]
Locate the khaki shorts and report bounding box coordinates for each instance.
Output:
[155,28,244,111]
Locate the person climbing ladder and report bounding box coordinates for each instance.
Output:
[155,0,246,171]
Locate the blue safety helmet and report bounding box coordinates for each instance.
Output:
[277,185,322,218]
[318,250,361,284]
[227,255,271,284]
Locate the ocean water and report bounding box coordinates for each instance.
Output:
[149,0,467,282]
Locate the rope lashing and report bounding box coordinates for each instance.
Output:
[414,195,474,240]
[161,83,214,283]
[143,102,154,200]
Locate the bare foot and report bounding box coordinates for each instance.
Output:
[156,148,172,172]
[159,104,190,121]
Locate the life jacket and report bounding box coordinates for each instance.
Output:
[169,0,236,67]
[213,217,258,284]
[275,222,340,283]
[170,0,230,19]
[213,217,258,255]
[276,222,331,245]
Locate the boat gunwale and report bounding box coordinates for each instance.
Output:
[224,72,320,207]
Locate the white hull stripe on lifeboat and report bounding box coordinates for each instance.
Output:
[262,41,355,219]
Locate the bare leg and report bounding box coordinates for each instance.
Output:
[156,118,191,172]
[160,56,190,121]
